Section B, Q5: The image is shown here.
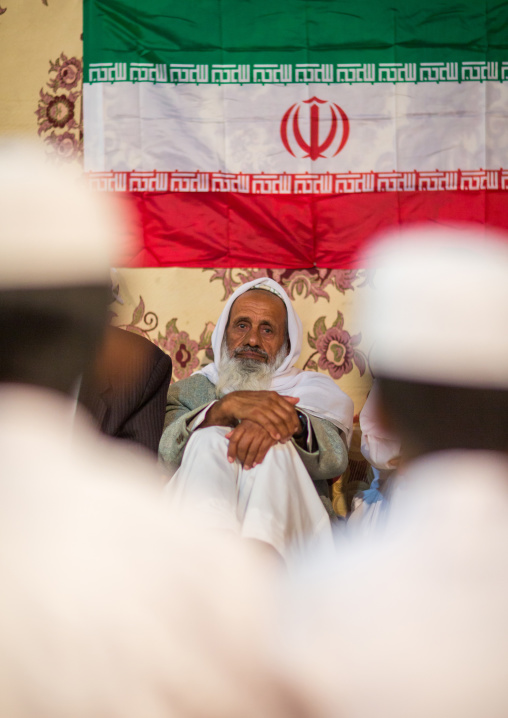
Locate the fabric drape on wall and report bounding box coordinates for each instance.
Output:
[84,0,508,267]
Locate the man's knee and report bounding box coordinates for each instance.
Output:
[184,425,230,455]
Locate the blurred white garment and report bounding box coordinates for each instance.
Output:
[283,450,508,718]
[348,382,402,534]
[359,381,401,470]
[347,470,392,536]
[0,384,300,718]
[166,425,334,561]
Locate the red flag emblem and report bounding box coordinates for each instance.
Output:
[280,97,350,160]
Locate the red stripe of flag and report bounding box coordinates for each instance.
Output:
[113,191,508,269]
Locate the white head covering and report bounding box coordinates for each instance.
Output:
[0,141,118,289]
[198,277,354,441]
[359,224,508,388]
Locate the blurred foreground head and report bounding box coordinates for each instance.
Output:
[0,142,119,393]
[360,225,508,457]
[0,146,307,718]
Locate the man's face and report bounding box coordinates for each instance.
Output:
[225,290,288,365]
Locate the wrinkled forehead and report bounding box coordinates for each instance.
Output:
[227,288,288,324]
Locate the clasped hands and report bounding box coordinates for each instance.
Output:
[201,390,303,470]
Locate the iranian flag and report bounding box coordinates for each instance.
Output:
[83,0,508,268]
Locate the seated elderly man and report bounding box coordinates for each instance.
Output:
[159,278,353,560]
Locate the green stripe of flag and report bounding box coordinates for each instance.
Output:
[84,0,508,74]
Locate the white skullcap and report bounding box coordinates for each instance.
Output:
[359,224,508,389]
[0,141,118,289]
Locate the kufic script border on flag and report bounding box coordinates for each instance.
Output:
[88,169,506,194]
[87,60,506,86]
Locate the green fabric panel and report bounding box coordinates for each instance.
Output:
[84,0,508,71]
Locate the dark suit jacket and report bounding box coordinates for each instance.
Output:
[79,327,172,455]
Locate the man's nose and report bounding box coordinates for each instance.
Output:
[245,327,260,345]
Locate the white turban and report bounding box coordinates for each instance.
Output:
[197,278,354,442]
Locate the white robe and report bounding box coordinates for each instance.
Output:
[283,450,508,718]
[166,425,334,560]
[0,384,291,718]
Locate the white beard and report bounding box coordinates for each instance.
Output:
[215,343,287,397]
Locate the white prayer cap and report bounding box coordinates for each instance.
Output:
[0,141,119,289]
[359,224,508,389]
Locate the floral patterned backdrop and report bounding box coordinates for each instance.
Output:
[0,0,374,514]
[35,51,83,161]
[0,1,83,161]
